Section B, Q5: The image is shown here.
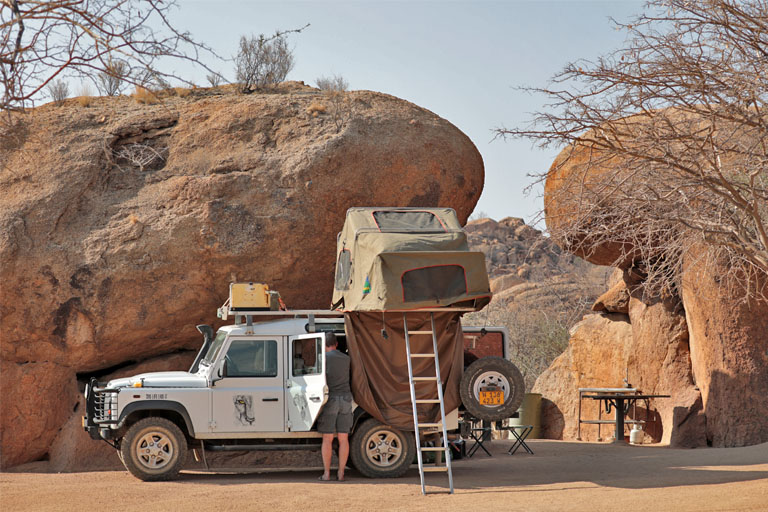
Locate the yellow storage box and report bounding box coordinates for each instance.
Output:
[230,282,270,311]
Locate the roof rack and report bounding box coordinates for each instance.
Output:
[217,297,345,320]
[218,302,476,321]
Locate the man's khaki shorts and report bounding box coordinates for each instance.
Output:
[317,396,353,434]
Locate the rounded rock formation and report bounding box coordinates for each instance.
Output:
[0,84,484,469]
[539,128,768,447]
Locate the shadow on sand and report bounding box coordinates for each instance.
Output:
[173,439,768,492]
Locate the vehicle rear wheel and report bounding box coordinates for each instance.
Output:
[349,418,414,478]
[460,356,525,421]
[120,417,187,481]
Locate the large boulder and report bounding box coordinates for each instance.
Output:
[541,132,768,447]
[682,252,768,447]
[532,313,633,441]
[0,84,484,469]
[0,361,79,468]
[625,295,705,447]
[544,142,634,266]
[532,293,706,447]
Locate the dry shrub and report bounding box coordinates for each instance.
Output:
[206,73,223,87]
[306,102,326,116]
[47,79,69,106]
[236,32,295,93]
[174,87,191,98]
[316,74,348,92]
[97,60,127,96]
[76,84,94,107]
[133,86,158,105]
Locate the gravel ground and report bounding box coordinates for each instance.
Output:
[2,439,767,511]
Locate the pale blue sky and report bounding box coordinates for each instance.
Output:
[170,0,644,224]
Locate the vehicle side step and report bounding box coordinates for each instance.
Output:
[204,443,321,451]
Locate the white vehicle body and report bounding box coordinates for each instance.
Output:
[83,318,510,481]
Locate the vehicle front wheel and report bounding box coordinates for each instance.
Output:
[349,418,415,478]
[120,417,187,481]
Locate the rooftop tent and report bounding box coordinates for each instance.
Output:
[332,207,491,312]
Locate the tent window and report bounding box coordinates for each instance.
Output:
[373,211,445,231]
[401,265,467,303]
[335,250,351,290]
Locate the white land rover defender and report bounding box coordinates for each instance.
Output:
[83,207,525,482]
[83,316,522,481]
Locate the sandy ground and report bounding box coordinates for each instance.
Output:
[2,439,767,512]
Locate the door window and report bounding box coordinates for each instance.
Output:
[226,339,278,377]
[291,337,323,376]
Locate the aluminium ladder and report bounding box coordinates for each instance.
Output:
[403,313,454,495]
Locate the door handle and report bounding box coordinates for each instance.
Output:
[309,396,321,402]
[262,398,279,402]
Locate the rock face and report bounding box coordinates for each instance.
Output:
[533,313,633,440]
[532,288,706,446]
[682,254,768,447]
[543,143,633,266]
[0,83,484,469]
[537,141,768,448]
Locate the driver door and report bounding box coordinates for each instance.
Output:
[210,337,285,432]
[285,333,327,431]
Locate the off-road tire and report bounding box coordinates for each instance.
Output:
[460,356,525,421]
[120,417,187,481]
[349,418,414,478]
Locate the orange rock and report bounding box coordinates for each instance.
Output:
[0,361,78,469]
[533,313,633,441]
[0,86,484,468]
[591,279,630,314]
[544,142,636,266]
[490,274,526,294]
[682,251,768,447]
[48,352,196,472]
[533,298,706,447]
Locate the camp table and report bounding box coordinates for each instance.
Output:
[586,392,671,443]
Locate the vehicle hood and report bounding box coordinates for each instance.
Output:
[107,371,207,389]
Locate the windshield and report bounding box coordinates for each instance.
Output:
[201,331,227,365]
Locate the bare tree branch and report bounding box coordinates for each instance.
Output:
[498,0,768,300]
[1,0,221,113]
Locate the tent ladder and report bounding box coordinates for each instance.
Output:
[403,312,454,495]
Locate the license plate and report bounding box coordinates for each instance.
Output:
[479,390,504,405]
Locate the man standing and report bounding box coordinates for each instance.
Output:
[318,333,353,481]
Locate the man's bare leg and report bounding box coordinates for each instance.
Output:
[337,433,349,481]
[321,433,335,480]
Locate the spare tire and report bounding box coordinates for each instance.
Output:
[460,356,525,421]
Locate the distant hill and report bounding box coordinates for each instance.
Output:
[463,217,611,389]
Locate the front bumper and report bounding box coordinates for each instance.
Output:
[83,378,120,440]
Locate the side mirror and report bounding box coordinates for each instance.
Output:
[215,359,228,380]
